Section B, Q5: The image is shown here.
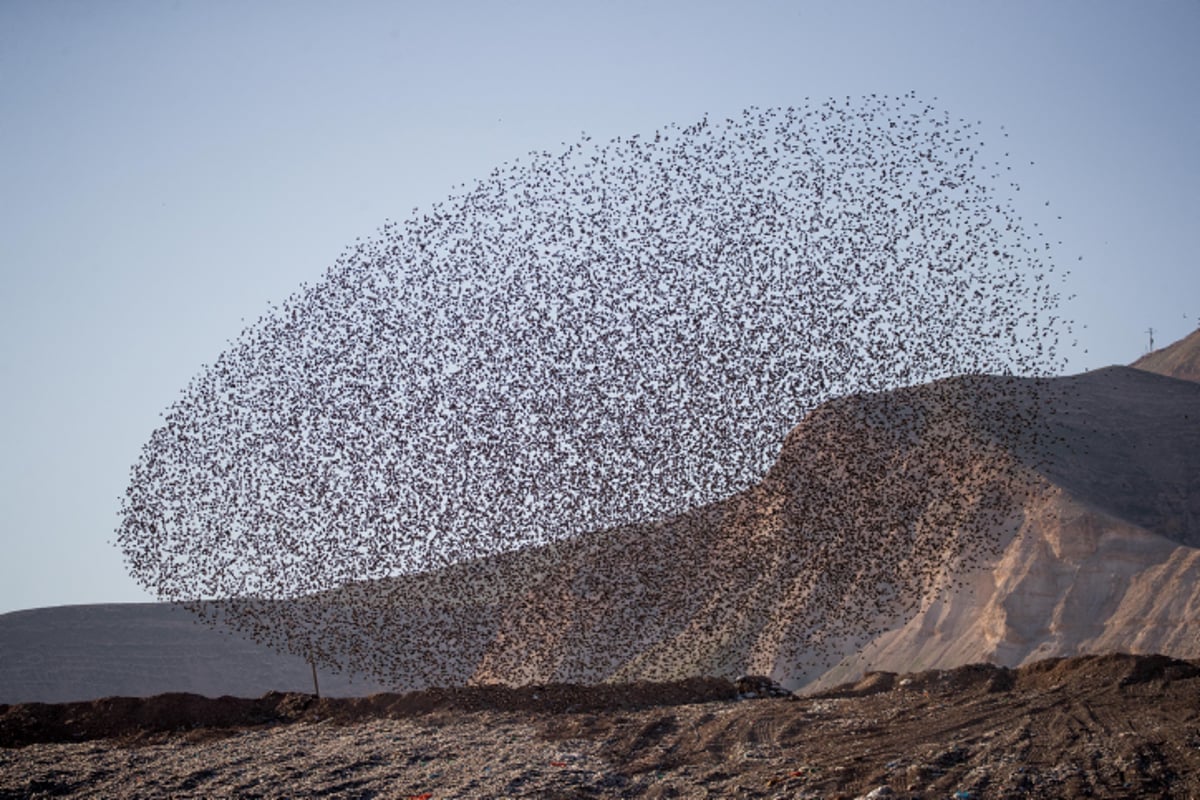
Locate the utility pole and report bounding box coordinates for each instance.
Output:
[1147,327,1155,353]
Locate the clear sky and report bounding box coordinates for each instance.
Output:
[2,0,1197,615]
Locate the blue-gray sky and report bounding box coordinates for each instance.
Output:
[2,0,1197,614]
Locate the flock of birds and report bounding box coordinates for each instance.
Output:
[117,94,1074,687]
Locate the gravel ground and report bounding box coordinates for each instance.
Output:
[3,653,1200,799]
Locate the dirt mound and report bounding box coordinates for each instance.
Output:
[0,692,300,748]
[1014,651,1200,691]
[9,655,1198,751]
[814,652,1200,701]
[4,653,1200,798]
[0,676,736,748]
[534,652,1200,798]
[814,661,1016,700]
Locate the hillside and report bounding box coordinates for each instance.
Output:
[3,334,1198,702]
[1133,327,1200,382]
[0,604,386,704]
[202,354,1200,693]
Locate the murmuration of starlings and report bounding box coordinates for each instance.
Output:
[117,94,1074,689]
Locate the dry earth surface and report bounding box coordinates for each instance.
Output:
[4,653,1200,799]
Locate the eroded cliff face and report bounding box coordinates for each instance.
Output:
[806,487,1200,691]
[464,364,1200,693]
[795,362,1200,690]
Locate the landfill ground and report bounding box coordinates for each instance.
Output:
[3,653,1200,799]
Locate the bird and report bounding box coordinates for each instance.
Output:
[115,93,1077,691]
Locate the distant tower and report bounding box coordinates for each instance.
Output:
[1147,327,1155,353]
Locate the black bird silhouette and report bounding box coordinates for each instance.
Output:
[117,95,1073,689]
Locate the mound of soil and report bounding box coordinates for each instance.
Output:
[0,676,737,748]
[4,654,1200,798]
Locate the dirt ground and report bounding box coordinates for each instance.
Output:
[3,653,1200,798]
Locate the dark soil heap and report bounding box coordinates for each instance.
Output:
[4,654,1200,799]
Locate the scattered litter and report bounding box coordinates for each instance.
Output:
[856,786,895,799]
